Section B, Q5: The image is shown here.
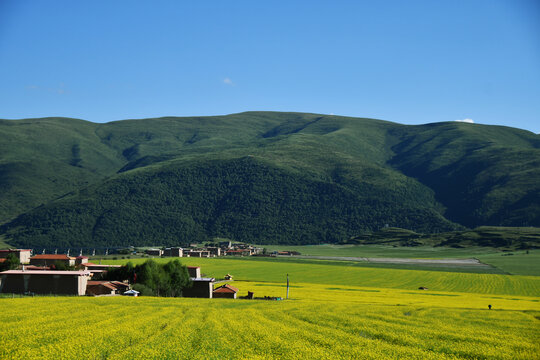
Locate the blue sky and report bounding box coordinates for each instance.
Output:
[1,0,539,133]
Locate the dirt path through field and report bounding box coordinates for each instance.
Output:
[279,255,493,268]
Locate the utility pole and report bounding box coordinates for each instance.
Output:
[286,273,289,300]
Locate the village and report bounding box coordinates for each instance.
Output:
[0,248,251,299]
[143,240,265,258]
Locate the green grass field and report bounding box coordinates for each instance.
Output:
[477,251,540,276]
[1,256,539,359]
[263,244,502,258]
[102,256,540,297]
[260,245,540,275]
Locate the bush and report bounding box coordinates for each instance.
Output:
[0,254,19,271]
[132,284,154,296]
[50,261,74,271]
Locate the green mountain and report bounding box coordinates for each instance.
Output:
[1,112,538,248]
[345,226,540,249]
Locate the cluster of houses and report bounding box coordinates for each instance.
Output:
[145,241,263,258]
[0,249,239,299]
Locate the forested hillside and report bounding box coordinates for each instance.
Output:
[1,112,538,247]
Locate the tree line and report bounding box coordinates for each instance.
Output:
[104,259,192,297]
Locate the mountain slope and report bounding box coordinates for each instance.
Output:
[0,118,124,222]
[2,156,456,248]
[389,122,540,227]
[0,112,538,247]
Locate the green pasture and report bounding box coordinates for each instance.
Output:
[105,244,540,275]
[103,256,540,297]
[259,245,540,275]
[477,251,540,276]
[262,244,502,257]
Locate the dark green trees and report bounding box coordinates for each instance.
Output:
[106,259,192,297]
[0,254,20,271]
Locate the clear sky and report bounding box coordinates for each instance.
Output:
[1,0,539,133]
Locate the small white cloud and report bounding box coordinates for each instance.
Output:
[455,118,474,123]
[56,82,66,94]
[223,77,233,85]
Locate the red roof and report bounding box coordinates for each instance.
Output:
[87,281,130,291]
[87,280,108,285]
[87,281,118,290]
[0,258,6,263]
[24,265,51,270]
[31,254,74,260]
[110,281,130,288]
[0,270,90,276]
[213,284,239,293]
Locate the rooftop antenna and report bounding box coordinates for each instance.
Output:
[54,249,57,255]
[66,249,70,256]
[42,249,45,254]
[105,248,109,256]
[92,249,96,256]
[79,249,83,256]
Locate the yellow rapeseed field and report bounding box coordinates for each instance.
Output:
[1,279,539,359]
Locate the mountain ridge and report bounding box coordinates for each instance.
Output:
[1,112,538,247]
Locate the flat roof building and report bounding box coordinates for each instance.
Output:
[183,277,215,298]
[187,266,201,278]
[0,270,91,295]
[163,247,183,257]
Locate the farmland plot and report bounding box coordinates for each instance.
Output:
[2,259,539,360]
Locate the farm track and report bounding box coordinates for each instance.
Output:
[281,255,494,268]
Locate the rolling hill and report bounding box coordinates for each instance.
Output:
[0,112,538,248]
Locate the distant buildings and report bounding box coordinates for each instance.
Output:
[75,256,89,265]
[276,251,301,256]
[145,242,263,259]
[82,263,122,277]
[0,246,251,300]
[0,249,31,264]
[163,247,183,257]
[145,249,163,256]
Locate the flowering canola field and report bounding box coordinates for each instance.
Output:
[1,260,539,359]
